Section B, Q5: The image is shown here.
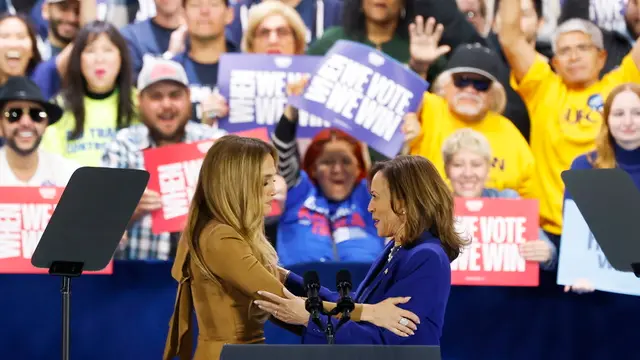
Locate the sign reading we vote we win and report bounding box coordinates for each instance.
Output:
[451,198,540,286]
[287,40,428,158]
[217,54,328,138]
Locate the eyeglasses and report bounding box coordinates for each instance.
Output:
[255,26,293,39]
[3,107,48,123]
[452,75,492,92]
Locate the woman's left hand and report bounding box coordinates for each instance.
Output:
[255,288,309,326]
[519,239,552,263]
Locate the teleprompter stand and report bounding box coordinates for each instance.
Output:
[31,167,149,360]
[562,168,640,277]
[220,344,442,360]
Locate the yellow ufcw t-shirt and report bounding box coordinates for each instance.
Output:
[41,88,138,166]
[511,54,640,235]
[411,92,535,199]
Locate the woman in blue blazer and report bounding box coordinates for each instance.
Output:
[256,155,467,345]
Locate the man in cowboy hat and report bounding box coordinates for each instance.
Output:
[0,76,79,186]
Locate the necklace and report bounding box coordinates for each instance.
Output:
[387,244,402,263]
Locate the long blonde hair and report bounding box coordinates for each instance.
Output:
[589,83,640,169]
[241,0,308,54]
[184,135,279,283]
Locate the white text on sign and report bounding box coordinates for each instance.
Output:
[304,54,413,140]
[0,203,56,259]
[451,215,528,272]
[158,160,202,220]
[228,70,329,128]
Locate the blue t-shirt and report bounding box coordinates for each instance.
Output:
[172,41,238,122]
[120,18,176,82]
[30,56,60,100]
[226,0,343,48]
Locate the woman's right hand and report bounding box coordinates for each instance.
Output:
[361,297,420,337]
[564,279,595,294]
[283,75,310,121]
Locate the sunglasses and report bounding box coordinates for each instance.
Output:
[3,107,48,123]
[452,75,492,92]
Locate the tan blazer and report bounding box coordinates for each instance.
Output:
[163,222,292,360]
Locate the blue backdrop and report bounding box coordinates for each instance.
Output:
[2,261,640,359]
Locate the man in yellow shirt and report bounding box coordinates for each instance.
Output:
[410,43,535,200]
[497,0,640,240]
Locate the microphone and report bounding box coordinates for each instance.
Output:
[335,269,355,319]
[303,271,323,321]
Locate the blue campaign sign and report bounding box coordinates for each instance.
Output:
[557,199,640,296]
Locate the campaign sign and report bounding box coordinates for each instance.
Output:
[557,199,640,296]
[451,198,540,286]
[143,128,281,234]
[218,54,328,137]
[0,187,113,274]
[287,40,428,159]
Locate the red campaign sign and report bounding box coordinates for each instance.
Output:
[144,127,281,234]
[0,187,113,275]
[451,197,539,287]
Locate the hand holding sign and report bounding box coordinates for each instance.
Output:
[400,113,421,153]
[519,239,553,263]
[283,75,311,121]
[409,16,451,75]
[201,92,229,125]
[131,188,162,223]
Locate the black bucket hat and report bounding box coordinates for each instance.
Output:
[0,76,63,125]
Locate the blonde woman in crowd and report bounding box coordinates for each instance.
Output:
[202,0,308,125]
[441,128,556,270]
[40,20,137,166]
[241,0,308,55]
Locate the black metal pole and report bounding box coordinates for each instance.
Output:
[61,276,71,360]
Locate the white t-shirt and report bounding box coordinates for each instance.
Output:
[0,148,80,187]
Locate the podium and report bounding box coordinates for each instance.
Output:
[220,344,441,360]
[562,168,640,277]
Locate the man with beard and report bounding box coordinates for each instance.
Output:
[102,58,226,261]
[0,76,79,186]
[409,43,535,200]
[40,0,81,60]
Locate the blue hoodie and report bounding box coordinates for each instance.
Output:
[226,0,343,49]
[277,171,384,267]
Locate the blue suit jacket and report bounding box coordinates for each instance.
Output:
[284,231,452,345]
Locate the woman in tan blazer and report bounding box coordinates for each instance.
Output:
[163,135,419,360]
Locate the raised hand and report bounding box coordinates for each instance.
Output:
[409,16,451,74]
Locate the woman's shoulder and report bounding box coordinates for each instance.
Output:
[482,188,520,199]
[201,222,244,242]
[405,235,451,268]
[570,152,595,170]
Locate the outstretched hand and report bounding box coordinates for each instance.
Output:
[409,16,451,74]
[255,288,310,326]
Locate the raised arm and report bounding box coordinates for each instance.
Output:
[497,0,538,82]
[271,77,309,190]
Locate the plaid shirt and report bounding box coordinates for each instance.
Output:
[102,122,227,260]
